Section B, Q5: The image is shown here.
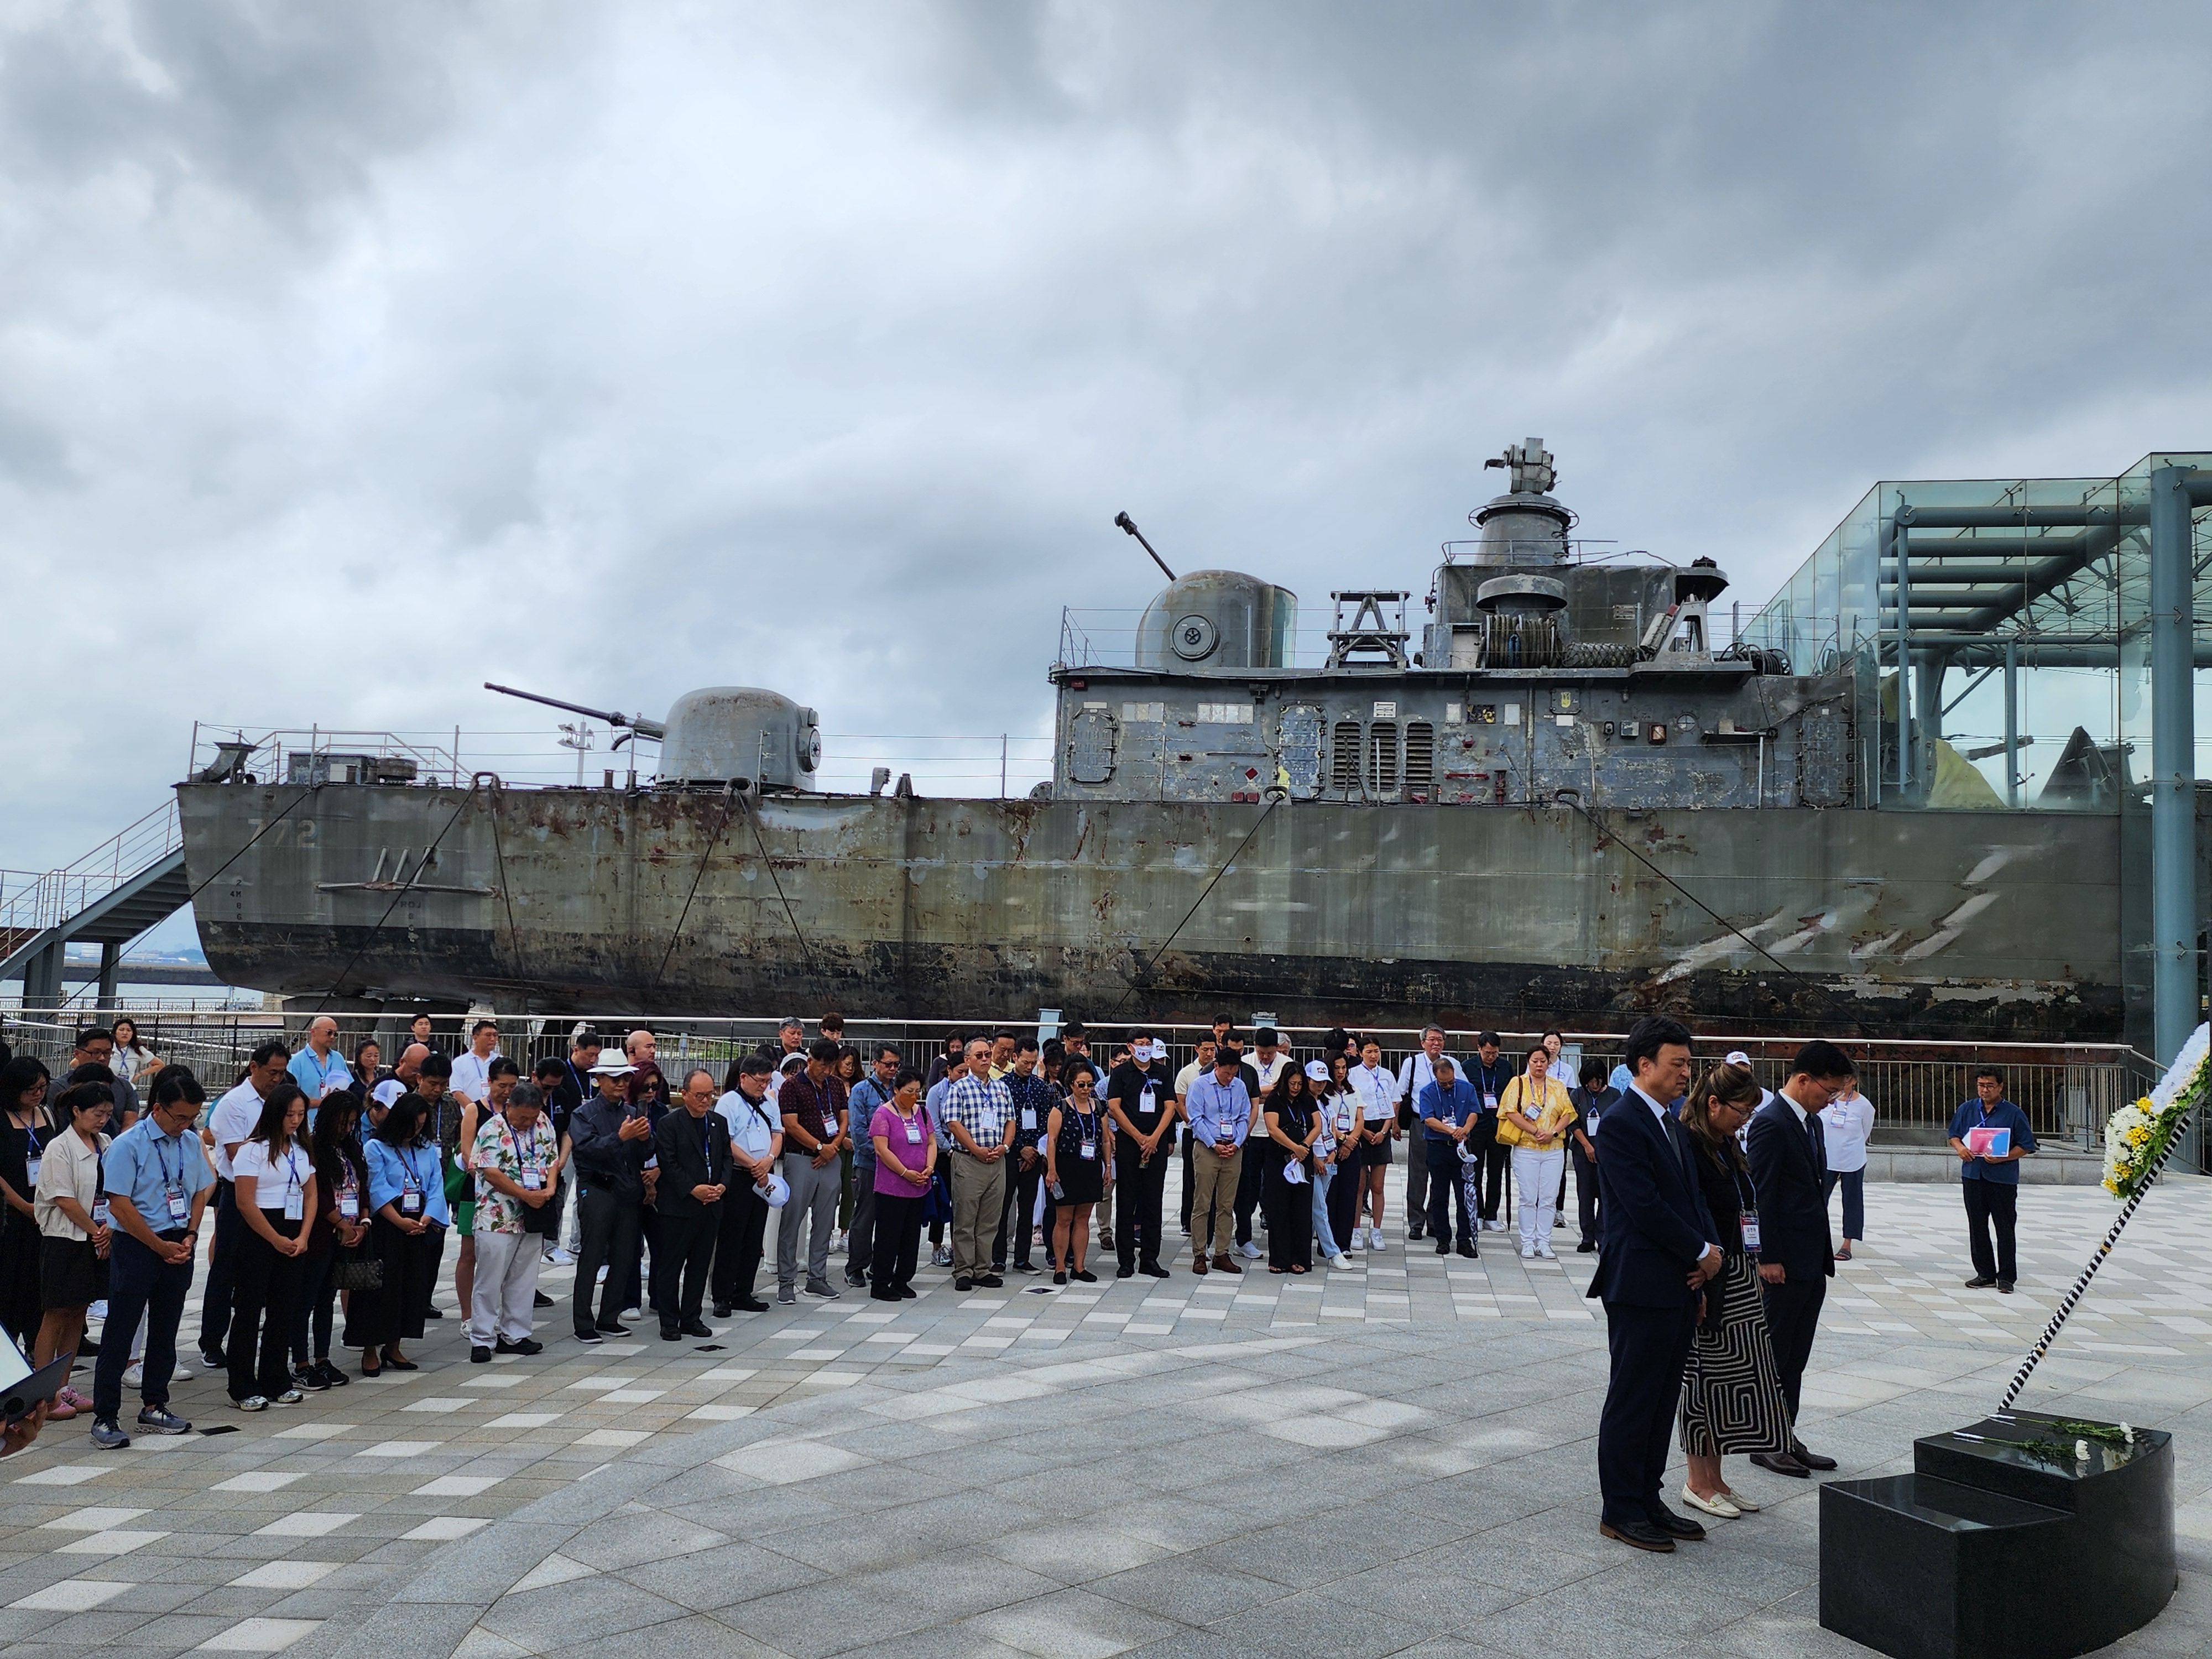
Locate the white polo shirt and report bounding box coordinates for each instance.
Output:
[208,1079,267,1181]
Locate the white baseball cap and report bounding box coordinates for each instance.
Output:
[1725,1050,1752,1067]
[757,1173,791,1208]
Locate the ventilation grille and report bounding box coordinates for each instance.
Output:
[1368,722,1400,792]
[1331,720,1362,791]
[1404,721,1434,795]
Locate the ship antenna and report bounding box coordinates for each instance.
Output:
[1114,512,1177,582]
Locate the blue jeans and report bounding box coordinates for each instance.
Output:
[1823,1168,1865,1242]
[94,1230,194,1420]
[1311,1163,1342,1258]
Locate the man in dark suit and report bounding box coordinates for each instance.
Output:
[1745,1040,1853,1477]
[651,1068,734,1342]
[1588,1015,1724,1553]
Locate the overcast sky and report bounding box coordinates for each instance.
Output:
[7,1,2212,933]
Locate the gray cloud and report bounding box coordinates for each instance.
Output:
[4,0,2210,909]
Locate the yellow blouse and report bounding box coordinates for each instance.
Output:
[1501,1074,1575,1143]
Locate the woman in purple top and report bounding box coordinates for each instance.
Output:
[868,1068,935,1301]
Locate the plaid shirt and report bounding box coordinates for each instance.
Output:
[1004,1072,1058,1151]
[778,1070,847,1148]
[945,1073,1013,1151]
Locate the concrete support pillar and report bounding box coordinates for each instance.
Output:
[2147,467,2200,1172]
[22,938,64,1013]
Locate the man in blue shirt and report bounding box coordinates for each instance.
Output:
[1184,1051,1253,1275]
[841,1045,900,1289]
[90,1071,215,1448]
[1947,1065,2037,1292]
[1418,1058,1481,1257]
[287,1016,353,1115]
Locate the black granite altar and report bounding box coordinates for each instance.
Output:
[1820,1411,2175,1659]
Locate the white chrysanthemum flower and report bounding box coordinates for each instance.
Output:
[2076,1439,2092,1460]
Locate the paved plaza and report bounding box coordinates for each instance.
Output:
[3,1181,2210,1658]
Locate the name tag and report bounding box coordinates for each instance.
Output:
[92,1197,112,1228]
[1020,1108,1037,1132]
[282,1187,304,1222]
[1483,1093,1498,1112]
[906,1123,923,1145]
[166,1187,189,1223]
[338,1190,360,1220]
[1079,1140,1097,1161]
[522,1171,544,1191]
[643,1155,658,1170]
[400,1188,423,1217]
[1139,1088,1156,1116]
[24,1154,39,1186]
[1740,1212,1762,1254]
[1334,1112,1352,1134]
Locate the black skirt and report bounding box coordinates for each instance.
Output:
[40,1233,103,1310]
[1363,1130,1395,1168]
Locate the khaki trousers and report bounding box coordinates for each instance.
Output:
[1190,1143,1244,1259]
[949,1154,1007,1277]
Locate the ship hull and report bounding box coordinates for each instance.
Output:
[178,784,2133,1039]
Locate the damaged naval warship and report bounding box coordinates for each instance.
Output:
[176,439,2132,1037]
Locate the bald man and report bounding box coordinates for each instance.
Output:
[289,1016,353,1112]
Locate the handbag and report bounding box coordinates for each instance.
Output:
[1493,1077,1528,1149]
[331,1246,383,1292]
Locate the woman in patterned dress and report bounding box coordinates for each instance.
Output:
[1677,1061,1794,1520]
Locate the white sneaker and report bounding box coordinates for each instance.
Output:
[1329,1252,1355,1269]
[1369,1230,1387,1251]
[546,1247,575,1266]
[170,1360,192,1381]
[123,1361,144,1390]
[1536,1244,1557,1260]
[1238,1241,1262,1260]
[1520,1244,1536,1259]
[89,1300,108,1321]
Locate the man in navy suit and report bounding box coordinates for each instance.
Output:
[1745,1040,1853,1477]
[1588,1015,1724,1553]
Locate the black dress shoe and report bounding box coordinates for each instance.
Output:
[732,1298,770,1313]
[1141,1263,1170,1277]
[680,1319,713,1338]
[1964,1275,1997,1288]
[422,1307,444,1318]
[1647,1501,1706,1541]
[595,1322,632,1335]
[1792,1444,1838,1471]
[711,1303,731,1318]
[660,1326,681,1342]
[1576,1241,1596,1253]
[533,1291,555,1308]
[1599,1519,1675,1553]
[955,1276,975,1292]
[470,1345,492,1364]
[1997,1280,2015,1295]
[1751,1451,1811,1477]
[1457,1243,1479,1259]
[1434,1242,1450,1255]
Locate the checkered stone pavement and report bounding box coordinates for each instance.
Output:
[1,1175,2207,1657]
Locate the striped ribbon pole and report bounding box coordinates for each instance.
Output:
[1997,1108,2194,1414]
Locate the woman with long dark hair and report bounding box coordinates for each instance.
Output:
[227,1078,314,1409]
[1045,1062,1105,1284]
[293,1091,368,1391]
[33,1082,112,1419]
[0,1056,52,1345]
[1677,1062,1793,1521]
[358,1093,449,1375]
[1261,1065,1321,1274]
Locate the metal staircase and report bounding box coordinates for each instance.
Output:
[0,802,193,1008]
